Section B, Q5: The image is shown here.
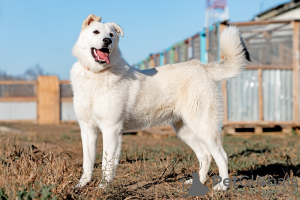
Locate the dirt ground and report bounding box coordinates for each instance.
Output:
[0,123,299,199]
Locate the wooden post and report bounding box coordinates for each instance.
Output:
[292,21,300,123]
[163,51,167,65]
[206,28,209,52]
[258,68,264,122]
[150,55,155,68]
[156,53,160,67]
[186,38,191,61]
[37,76,60,124]
[174,45,178,63]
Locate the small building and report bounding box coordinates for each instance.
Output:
[254,0,300,21]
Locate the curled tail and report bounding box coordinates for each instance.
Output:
[207,26,251,82]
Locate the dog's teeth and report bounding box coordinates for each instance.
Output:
[94,49,100,60]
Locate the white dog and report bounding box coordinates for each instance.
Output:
[71,14,250,191]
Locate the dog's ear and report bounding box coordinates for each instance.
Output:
[82,14,102,29]
[109,22,124,37]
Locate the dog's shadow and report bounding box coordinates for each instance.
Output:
[229,148,299,188]
[120,68,158,81]
[140,68,158,76]
[236,163,300,178]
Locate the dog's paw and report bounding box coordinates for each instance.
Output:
[213,183,228,191]
[74,182,86,189]
[74,176,91,188]
[185,179,193,184]
[98,182,108,189]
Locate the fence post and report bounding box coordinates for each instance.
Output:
[292,21,299,124]
[150,54,155,68]
[37,76,60,124]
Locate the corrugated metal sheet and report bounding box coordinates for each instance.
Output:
[192,35,200,60]
[60,84,73,98]
[0,84,35,97]
[144,59,150,69]
[178,44,186,63]
[154,55,160,67]
[227,70,259,121]
[208,26,219,62]
[61,102,77,121]
[263,70,293,121]
[0,102,37,120]
[165,50,171,64]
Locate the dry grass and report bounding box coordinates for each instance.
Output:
[0,123,299,199]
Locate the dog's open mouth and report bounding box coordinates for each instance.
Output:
[91,48,110,64]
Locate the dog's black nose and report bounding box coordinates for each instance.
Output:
[103,38,112,45]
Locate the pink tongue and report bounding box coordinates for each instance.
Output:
[95,49,110,64]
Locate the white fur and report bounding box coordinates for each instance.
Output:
[71,15,249,191]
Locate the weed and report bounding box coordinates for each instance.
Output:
[0,123,299,199]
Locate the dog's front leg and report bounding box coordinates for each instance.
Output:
[75,122,99,188]
[99,127,122,188]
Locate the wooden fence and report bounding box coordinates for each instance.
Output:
[133,20,300,134]
[0,76,74,124]
[221,20,299,134]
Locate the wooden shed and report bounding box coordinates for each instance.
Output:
[133,20,300,134]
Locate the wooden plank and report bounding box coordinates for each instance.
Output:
[163,51,166,65]
[61,97,73,102]
[0,97,37,102]
[149,55,155,68]
[60,80,70,84]
[0,80,37,85]
[156,53,160,67]
[37,76,60,124]
[258,69,263,122]
[60,120,78,124]
[245,65,293,70]
[206,28,209,52]
[241,29,293,33]
[224,127,236,135]
[0,120,37,123]
[230,20,292,26]
[224,121,295,126]
[226,132,292,137]
[292,21,300,123]
[174,45,178,63]
[137,125,176,139]
[186,38,191,61]
[254,127,263,134]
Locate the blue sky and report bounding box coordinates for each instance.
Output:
[0,0,288,79]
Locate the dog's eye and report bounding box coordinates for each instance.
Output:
[93,30,100,34]
[109,33,114,37]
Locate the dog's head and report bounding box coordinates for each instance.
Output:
[72,14,124,72]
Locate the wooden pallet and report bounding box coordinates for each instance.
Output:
[224,125,294,136]
[126,124,296,138]
[136,125,176,139]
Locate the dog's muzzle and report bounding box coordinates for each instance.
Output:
[91,47,110,64]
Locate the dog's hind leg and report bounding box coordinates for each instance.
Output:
[99,125,122,188]
[182,113,229,191]
[75,122,99,188]
[173,120,212,184]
